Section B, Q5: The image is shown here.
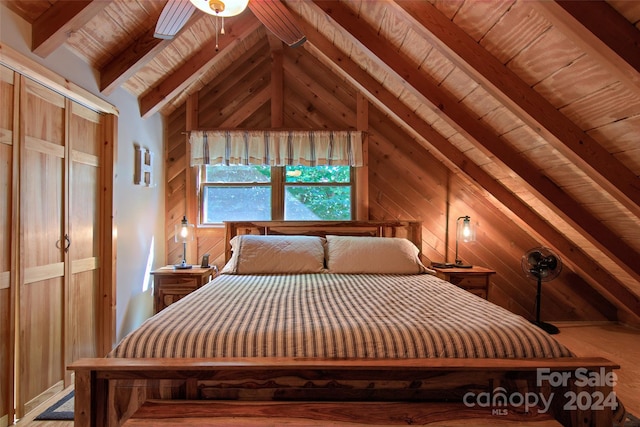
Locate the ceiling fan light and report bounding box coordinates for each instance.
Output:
[209,0,225,14]
[189,0,249,17]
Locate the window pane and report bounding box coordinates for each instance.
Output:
[203,186,271,222]
[284,186,351,220]
[285,165,350,183]
[205,165,271,183]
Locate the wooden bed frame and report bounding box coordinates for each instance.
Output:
[69,221,622,426]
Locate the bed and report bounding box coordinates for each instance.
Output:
[69,220,621,426]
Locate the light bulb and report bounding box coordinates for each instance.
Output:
[462,218,471,240]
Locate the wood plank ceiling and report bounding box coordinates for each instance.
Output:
[3,0,638,323]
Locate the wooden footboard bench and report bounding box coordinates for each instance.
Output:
[69,356,621,427]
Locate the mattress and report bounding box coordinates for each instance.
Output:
[110,273,572,359]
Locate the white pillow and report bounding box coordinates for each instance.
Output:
[325,235,429,274]
[221,235,326,274]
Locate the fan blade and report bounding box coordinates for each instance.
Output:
[527,250,542,266]
[542,255,558,271]
[249,0,306,47]
[155,0,196,39]
[522,247,562,283]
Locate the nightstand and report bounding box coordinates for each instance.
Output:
[431,265,496,299]
[151,266,216,313]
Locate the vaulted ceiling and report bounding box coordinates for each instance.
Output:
[3,0,639,322]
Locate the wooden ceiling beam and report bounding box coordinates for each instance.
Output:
[139,13,263,119]
[31,0,110,58]
[532,1,640,91]
[248,0,306,48]
[100,11,200,95]
[295,17,640,320]
[396,1,640,221]
[316,0,640,284]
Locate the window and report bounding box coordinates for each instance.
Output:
[201,165,272,222]
[284,165,352,220]
[200,165,353,224]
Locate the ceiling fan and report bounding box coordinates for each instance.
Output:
[521,247,563,335]
[154,0,306,47]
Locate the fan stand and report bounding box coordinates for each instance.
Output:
[532,271,559,335]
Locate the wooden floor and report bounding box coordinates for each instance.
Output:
[551,322,640,418]
[15,322,640,426]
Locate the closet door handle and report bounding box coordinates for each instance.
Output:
[56,234,71,253]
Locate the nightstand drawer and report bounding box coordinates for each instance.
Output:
[151,266,215,313]
[447,275,487,289]
[431,265,495,300]
[157,284,198,308]
[154,276,201,288]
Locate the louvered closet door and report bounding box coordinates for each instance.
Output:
[66,102,101,372]
[0,65,16,427]
[18,76,66,417]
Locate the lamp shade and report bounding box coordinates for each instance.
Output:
[454,215,476,268]
[174,216,194,269]
[175,216,195,243]
[456,215,476,243]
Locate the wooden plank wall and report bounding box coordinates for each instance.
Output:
[164,41,617,323]
[367,106,616,321]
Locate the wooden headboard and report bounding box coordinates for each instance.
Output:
[224,220,422,263]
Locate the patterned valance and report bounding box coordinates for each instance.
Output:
[190,130,364,167]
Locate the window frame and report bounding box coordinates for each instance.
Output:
[198,165,355,225]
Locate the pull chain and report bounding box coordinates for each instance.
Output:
[215,15,219,51]
[215,16,225,51]
[216,15,224,52]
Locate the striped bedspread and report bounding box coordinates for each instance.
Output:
[110,273,572,359]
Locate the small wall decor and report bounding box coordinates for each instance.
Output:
[134,145,154,187]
